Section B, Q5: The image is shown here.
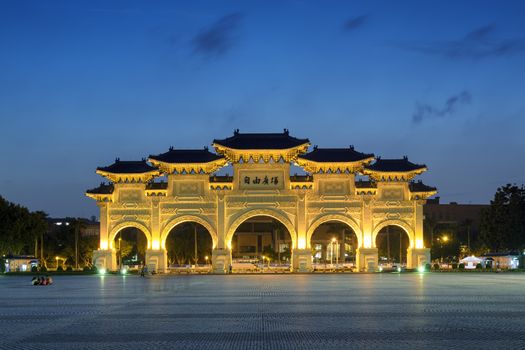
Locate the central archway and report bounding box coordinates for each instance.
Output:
[309,218,360,271]
[373,220,414,267]
[112,226,149,270]
[226,209,297,249]
[227,209,296,270]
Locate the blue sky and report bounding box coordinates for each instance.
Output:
[1,0,524,217]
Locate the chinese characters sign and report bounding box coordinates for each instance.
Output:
[239,171,284,190]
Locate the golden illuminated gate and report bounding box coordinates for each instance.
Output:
[86,130,436,273]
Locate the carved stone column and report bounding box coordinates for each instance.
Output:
[292,249,312,272]
[212,248,231,273]
[407,248,430,269]
[92,249,116,271]
[146,249,167,273]
[356,247,378,272]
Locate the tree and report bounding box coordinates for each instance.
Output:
[479,184,525,252]
[0,196,47,257]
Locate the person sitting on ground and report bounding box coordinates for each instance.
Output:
[31,277,39,286]
[46,276,53,285]
[40,276,47,285]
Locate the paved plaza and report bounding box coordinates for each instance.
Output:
[1,273,525,349]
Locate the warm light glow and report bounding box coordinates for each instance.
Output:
[100,241,108,250]
[120,267,127,274]
[442,235,449,242]
[331,237,337,243]
[298,237,306,249]
[99,268,107,275]
[416,239,424,249]
[152,239,160,250]
[364,236,372,248]
[205,256,209,260]
[417,265,426,273]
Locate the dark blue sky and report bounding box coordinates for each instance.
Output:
[1,1,524,218]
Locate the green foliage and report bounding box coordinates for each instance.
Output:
[451,263,458,269]
[0,196,47,256]
[424,263,431,272]
[262,245,277,261]
[66,266,73,272]
[56,266,63,272]
[40,266,47,272]
[480,184,525,251]
[165,223,212,265]
[433,263,440,270]
[31,266,38,272]
[458,263,465,270]
[475,263,482,269]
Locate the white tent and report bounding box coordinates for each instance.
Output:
[459,256,483,269]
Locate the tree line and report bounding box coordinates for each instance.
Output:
[0,195,98,270]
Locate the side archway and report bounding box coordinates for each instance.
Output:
[307,214,362,249]
[372,219,414,248]
[109,221,152,249]
[161,215,218,249]
[226,208,297,249]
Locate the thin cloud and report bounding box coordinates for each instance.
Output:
[343,15,368,32]
[399,25,525,59]
[413,91,472,124]
[192,13,242,58]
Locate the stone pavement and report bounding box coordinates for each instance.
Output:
[1,273,525,349]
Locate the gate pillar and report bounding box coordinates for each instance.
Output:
[92,249,116,271]
[212,248,231,274]
[407,248,430,269]
[146,249,167,273]
[356,248,378,272]
[292,249,312,272]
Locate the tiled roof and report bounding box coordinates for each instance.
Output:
[97,159,158,174]
[409,180,436,192]
[150,148,224,164]
[86,182,114,194]
[299,146,373,163]
[365,157,426,172]
[213,129,309,150]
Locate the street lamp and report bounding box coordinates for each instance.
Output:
[55,256,59,269]
[331,237,337,269]
[205,256,209,265]
[118,237,122,270]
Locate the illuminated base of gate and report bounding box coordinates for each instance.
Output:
[212,248,231,274]
[356,248,378,272]
[292,249,312,272]
[145,249,167,273]
[407,248,431,269]
[92,249,116,271]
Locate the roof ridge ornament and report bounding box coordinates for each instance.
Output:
[349,145,354,150]
[283,128,289,135]
[313,145,318,150]
[169,146,174,151]
[115,157,120,162]
[234,129,240,135]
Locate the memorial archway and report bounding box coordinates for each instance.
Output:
[374,222,412,266]
[163,221,214,267]
[229,215,294,267]
[112,226,149,269]
[310,221,359,268]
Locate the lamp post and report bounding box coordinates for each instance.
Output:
[205,255,209,265]
[55,256,59,270]
[118,237,122,270]
[331,237,337,270]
